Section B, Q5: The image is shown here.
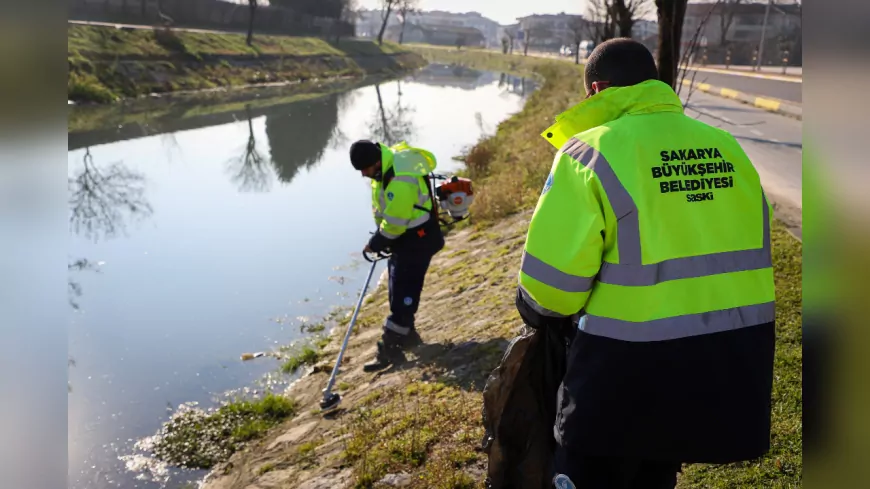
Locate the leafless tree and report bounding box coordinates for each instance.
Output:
[523,24,552,56]
[396,0,418,44]
[246,0,258,46]
[675,0,720,100]
[612,0,653,37]
[655,0,688,89]
[718,0,743,47]
[369,83,416,146]
[68,258,102,311]
[504,26,518,54]
[377,0,399,45]
[69,148,153,243]
[336,0,360,43]
[226,105,273,193]
[586,0,617,43]
[567,17,587,64]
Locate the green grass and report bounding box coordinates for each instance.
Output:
[68,25,402,58]
[342,382,485,488]
[281,344,322,374]
[67,25,425,103]
[406,46,584,224]
[677,221,802,488]
[152,393,299,470]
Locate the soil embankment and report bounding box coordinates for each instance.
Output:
[67,25,426,103]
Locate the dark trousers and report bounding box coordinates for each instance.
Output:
[384,249,434,335]
[553,452,681,489]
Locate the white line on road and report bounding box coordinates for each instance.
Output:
[750,129,764,137]
[721,116,733,123]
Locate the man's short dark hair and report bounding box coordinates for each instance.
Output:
[584,38,659,92]
[350,140,381,170]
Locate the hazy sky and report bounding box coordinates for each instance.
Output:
[356,0,588,25]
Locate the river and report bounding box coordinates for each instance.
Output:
[67,64,534,489]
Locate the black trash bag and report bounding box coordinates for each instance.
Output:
[481,290,575,489]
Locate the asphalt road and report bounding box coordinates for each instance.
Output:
[680,88,803,237]
[685,68,803,103]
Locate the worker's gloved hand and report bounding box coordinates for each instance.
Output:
[515,287,574,332]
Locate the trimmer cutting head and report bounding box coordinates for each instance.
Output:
[319,392,341,414]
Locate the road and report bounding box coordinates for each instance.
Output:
[680,87,803,237]
[684,67,802,103]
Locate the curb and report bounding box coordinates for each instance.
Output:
[681,79,802,120]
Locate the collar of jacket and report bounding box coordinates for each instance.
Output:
[541,79,684,150]
[378,142,395,182]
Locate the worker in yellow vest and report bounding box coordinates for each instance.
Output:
[516,39,776,488]
[350,139,445,372]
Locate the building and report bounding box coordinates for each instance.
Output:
[386,23,486,47]
[516,13,586,53]
[356,9,500,48]
[682,1,801,65]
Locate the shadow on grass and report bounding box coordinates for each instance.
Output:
[378,337,511,393]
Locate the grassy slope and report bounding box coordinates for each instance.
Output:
[189,47,800,489]
[67,25,421,103]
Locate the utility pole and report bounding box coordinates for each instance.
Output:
[756,0,773,71]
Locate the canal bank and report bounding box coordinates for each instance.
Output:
[67,63,533,489]
[187,48,802,489]
[68,25,426,103]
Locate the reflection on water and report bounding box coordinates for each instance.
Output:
[67,65,534,489]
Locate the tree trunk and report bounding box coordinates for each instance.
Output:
[247,0,257,46]
[574,42,581,64]
[399,14,407,44]
[613,0,635,37]
[656,0,688,88]
[377,4,392,45]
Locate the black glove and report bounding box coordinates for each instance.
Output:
[515,287,575,331]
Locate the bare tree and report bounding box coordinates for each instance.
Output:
[523,24,552,56]
[396,0,418,44]
[336,0,361,43]
[246,0,258,46]
[69,148,153,243]
[612,0,652,38]
[718,0,743,47]
[504,26,518,54]
[226,105,273,192]
[675,0,720,100]
[655,0,688,89]
[567,17,587,64]
[586,0,617,43]
[369,83,416,146]
[377,0,399,45]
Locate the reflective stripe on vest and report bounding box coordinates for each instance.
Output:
[376,175,432,230]
[522,138,775,341]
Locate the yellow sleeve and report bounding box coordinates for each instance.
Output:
[518,146,606,316]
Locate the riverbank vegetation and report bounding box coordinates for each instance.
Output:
[68,25,425,103]
[148,47,802,489]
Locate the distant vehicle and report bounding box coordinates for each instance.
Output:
[579,40,595,60]
[560,45,574,57]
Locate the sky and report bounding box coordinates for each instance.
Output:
[356,0,587,25]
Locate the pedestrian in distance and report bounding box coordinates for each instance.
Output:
[349,139,445,372]
[516,38,777,489]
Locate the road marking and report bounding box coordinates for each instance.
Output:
[771,138,781,143]
[750,129,764,137]
[754,97,782,112]
[688,66,802,83]
[720,88,740,99]
[721,116,734,123]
